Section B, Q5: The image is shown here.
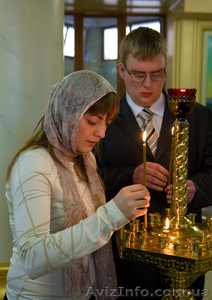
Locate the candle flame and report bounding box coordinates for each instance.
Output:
[181,89,186,92]
[166,218,170,230]
[171,127,174,136]
[143,131,146,143]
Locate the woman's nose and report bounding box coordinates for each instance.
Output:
[95,124,106,138]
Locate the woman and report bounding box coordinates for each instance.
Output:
[5,70,150,300]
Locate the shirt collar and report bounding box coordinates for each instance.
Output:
[150,93,165,117]
[126,91,165,118]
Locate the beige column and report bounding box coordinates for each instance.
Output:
[0,0,64,262]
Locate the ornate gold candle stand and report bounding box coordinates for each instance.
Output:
[116,89,212,300]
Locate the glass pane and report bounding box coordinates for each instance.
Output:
[64,15,74,76]
[127,16,164,35]
[63,27,75,57]
[63,26,67,44]
[104,28,118,60]
[84,17,117,90]
[131,21,160,33]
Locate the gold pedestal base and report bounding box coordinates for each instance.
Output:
[117,216,212,300]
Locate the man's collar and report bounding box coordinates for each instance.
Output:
[126,91,165,117]
[150,93,165,117]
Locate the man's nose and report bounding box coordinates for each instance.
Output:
[142,74,153,87]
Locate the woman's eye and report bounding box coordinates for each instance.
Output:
[88,120,97,125]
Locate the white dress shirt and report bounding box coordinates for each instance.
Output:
[126,91,166,137]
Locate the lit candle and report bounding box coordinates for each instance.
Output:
[143,131,147,228]
[143,131,147,187]
[166,218,170,230]
[163,218,170,234]
[168,127,174,186]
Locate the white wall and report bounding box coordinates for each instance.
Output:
[0,0,64,262]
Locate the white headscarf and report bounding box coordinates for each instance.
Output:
[44,70,117,157]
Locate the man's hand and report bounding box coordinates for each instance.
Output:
[133,162,168,191]
[165,180,196,204]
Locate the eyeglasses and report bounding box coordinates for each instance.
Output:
[124,64,166,83]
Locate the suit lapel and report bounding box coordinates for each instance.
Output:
[155,100,176,162]
[117,96,153,158]
[116,94,176,161]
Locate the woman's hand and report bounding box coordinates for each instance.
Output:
[133,162,168,191]
[113,184,150,220]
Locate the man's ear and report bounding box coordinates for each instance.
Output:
[165,61,167,72]
[118,62,125,79]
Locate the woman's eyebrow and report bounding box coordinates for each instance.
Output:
[90,114,103,120]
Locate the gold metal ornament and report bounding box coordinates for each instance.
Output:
[116,88,212,300]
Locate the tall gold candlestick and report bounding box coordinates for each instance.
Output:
[143,131,147,228]
[168,127,174,186]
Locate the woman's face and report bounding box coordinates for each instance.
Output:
[75,113,111,154]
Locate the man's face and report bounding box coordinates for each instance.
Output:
[118,53,166,107]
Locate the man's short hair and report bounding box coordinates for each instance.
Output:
[119,27,168,65]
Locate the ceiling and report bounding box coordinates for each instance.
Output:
[64,0,184,15]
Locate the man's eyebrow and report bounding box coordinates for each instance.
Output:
[150,68,165,73]
[130,67,164,74]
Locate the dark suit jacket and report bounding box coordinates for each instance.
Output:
[95,92,212,299]
[97,92,212,222]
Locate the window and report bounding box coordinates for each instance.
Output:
[83,17,118,89]
[63,25,75,57]
[64,14,164,97]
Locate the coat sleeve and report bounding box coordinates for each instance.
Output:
[96,157,135,201]
[188,106,212,215]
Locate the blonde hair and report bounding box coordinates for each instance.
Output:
[7,92,120,182]
[119,27,168,65]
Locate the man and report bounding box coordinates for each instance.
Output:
[95,27,212,299]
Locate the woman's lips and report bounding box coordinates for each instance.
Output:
[87,141,97,146]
